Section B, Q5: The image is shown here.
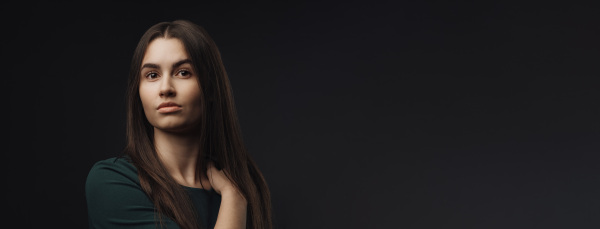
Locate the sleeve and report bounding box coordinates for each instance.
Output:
[85,159,180,229]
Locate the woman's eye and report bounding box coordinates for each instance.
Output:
[146,72,159,80]
[177,70,191,77]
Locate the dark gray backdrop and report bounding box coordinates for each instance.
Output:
[3,1,600,228]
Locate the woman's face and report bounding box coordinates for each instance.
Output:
[139,38,202,134]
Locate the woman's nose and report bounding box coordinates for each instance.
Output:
[159,76,176,97]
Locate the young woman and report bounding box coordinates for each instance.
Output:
[86,20,272,229]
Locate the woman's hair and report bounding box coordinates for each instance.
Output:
[123,20,272,229]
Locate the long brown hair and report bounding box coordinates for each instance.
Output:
[123,20,272,229]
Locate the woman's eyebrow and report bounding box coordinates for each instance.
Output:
[141,63,159,70]
[141,59,192,70]
[172,59,192,69]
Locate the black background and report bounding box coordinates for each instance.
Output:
[3,1,600,228]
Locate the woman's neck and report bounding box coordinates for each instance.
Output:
[153,128,208,189]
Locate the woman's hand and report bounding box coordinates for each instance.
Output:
[207,163,248,229]
[207,163,239,197]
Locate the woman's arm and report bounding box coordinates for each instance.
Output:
[207,163,248,229]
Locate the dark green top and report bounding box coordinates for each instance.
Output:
[86,157,221,229]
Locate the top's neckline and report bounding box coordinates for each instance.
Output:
[119,156,215,193]
[181,185,215,192]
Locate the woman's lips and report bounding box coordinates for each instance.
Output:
[157,102,182,114]
[158,106,182,113]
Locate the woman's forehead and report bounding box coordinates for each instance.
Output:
[142,38,190,67]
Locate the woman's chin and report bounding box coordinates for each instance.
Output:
[154,123,199,134]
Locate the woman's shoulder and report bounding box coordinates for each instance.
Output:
[85,156,142,196]
[86,156,161,227]
[89,156,136,172]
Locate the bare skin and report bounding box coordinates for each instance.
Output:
[139,37,247,229]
